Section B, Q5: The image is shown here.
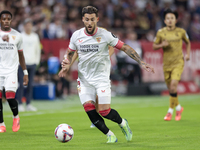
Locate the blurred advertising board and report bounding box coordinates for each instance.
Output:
[41,40,200,83]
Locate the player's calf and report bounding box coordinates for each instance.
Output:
[99,108,122,124]
[84,103,109,134]
[6,92,20,132]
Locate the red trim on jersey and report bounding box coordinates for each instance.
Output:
[99,108,111,116]
[5,92,16,99]
[68,47,76,51]
[0,28,12,32]
[83,103,96,112]
[0,92,2,99]
[18,49,23,51]
[114,40,124,50]
[84,27,98,36]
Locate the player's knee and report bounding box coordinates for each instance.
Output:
[169,88,177,93]
[169,83,178,93]
[99,108,111,117]
[5,92,15,99]
[83,102,96,112]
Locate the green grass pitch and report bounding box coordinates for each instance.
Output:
[1,95,200,150]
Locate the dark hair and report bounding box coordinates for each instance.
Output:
[82,6,98,17]
[163,8,178,19]
[0,10,12,19]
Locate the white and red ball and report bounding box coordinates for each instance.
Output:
[54,124,74,143]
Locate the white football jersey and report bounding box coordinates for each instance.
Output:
[0,28,23,75]
[69,27,123,84]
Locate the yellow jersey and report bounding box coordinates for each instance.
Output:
[154,27,189,70]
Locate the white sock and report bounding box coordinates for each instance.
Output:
[168,108,174,114]
[0,122,5,127]
[13,115,19,118]
[119,119,126,127]
[106,130,114,136]
[176,104,181,111]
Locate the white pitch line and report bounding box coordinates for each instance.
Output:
[3,109,83,118]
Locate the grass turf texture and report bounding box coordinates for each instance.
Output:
[1,95,200,150]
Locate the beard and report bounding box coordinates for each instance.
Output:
[85,25,96,35]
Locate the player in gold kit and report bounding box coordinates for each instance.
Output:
[153,9,191,121]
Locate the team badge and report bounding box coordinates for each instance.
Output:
[96,37,101,43]
[12,36,16,40]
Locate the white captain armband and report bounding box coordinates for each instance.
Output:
[23,70,28,75]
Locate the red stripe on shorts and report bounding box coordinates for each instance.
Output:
[5,92,16,99]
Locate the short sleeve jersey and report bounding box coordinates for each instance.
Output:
[68,27,123,83]
[154,27,189,70]
[0,28,23,75]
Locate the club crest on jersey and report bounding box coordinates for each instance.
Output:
[12,36,16,40]
[96,37,101,43]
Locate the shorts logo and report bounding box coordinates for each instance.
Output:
[12,81,15,84]
[96,37,101,43]
[77,87,81,93]
[101,90,105,93]
[79,39,83,42]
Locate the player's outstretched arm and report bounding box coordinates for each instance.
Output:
[18,51,29,85]
[58,50,77,77]
[120,43,155,73]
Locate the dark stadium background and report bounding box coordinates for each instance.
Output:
[1,0,200,99]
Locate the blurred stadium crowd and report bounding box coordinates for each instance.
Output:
[0,0,200,41]
[0,0,200,98]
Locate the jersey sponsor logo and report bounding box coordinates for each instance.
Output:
[79,45,99,52]
[101,90,105,93]
[12,36,16,40]
[79,39,83,43]
[111,33,117,38]
[0,43,15,50]
[96,37,101,43]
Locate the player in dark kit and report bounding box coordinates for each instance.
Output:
[153,9,191,121]
[59,6,154,143]
[0,10,28,132]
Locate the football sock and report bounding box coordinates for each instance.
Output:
[0,122,5,127]
[13,115,19,119]
[86,109,109,134]
[169,93,179,108]
[0,98,3,123]
[100,108,123,124]
[7,99,18,117]
[167,108,174,114]
[119,118,126,127]
[169,93,176,109]
[106,130,114,136]
[176,104,182,111]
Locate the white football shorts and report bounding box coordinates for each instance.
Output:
[77,79,111,105]
[0,72,18,92]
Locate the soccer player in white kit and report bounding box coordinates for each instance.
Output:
[0,10,28,133]
[59,6,154,143]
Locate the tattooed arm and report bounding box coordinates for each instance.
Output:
[64,49,75,64]
[120,43,155,73]
[58,49,76,77]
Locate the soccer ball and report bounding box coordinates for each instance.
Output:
[54,123,74,143]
